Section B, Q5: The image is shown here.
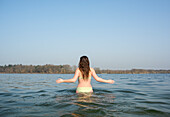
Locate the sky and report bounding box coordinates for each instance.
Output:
[0,0,170,70]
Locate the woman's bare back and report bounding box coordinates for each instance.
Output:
[77,68,92,88]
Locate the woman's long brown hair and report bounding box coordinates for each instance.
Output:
[79,56,90,80]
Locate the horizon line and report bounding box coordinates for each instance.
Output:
[1,64,170,70]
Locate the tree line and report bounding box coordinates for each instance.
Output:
[0,64,170,74]
[0,64,76,74]
[94,67,170,74]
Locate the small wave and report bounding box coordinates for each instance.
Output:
[61,108,107,117]
[56,89,76,93]
[37,90,47,93]
[134,106,170,116]
[93,88,113,93]
[40,94,49,96]
[115,89,147,97]
[144,108,166,114]
[127,83,141,85]
[135,92,147,96]
[138,100,168,104]
[21,95,34,99]
[120,78,129,79]
[26,90,47,94]
[53,103,72,109]
[81,108,107,116]
[116,89,136,94]
[0,93,13,96]
[35,102,54,107]
[4,100,16,104]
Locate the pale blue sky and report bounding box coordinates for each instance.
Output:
[0,0,170,69]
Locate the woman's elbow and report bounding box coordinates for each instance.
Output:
[72,79,76,83]
[95,78,100,82]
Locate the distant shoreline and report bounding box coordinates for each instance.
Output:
[0,64,170,74]
[0,73,170,74]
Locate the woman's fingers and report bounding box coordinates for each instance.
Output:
[108,80,115,84]
[56,78,63,83]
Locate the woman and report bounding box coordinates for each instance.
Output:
[56,56,115,93]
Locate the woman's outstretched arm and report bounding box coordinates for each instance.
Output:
[91,68,115,84]
[56,68,79,83]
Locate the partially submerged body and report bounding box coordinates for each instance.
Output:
[56,68,114,93]
[76,69,93,93]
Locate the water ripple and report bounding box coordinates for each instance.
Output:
[0,74,170,117]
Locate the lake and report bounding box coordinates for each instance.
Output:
[0,74,170,117]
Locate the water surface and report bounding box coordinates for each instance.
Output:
[0,74,170,117]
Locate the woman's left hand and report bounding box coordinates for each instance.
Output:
[56,78,63,83]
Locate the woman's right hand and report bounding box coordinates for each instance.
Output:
[56,78,63,83]
[108,80,115,84]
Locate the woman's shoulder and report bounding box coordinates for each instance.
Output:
[76,67,94,73]
[90,68,95,72]
[76,68,80,71]
[75,68,81,76]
